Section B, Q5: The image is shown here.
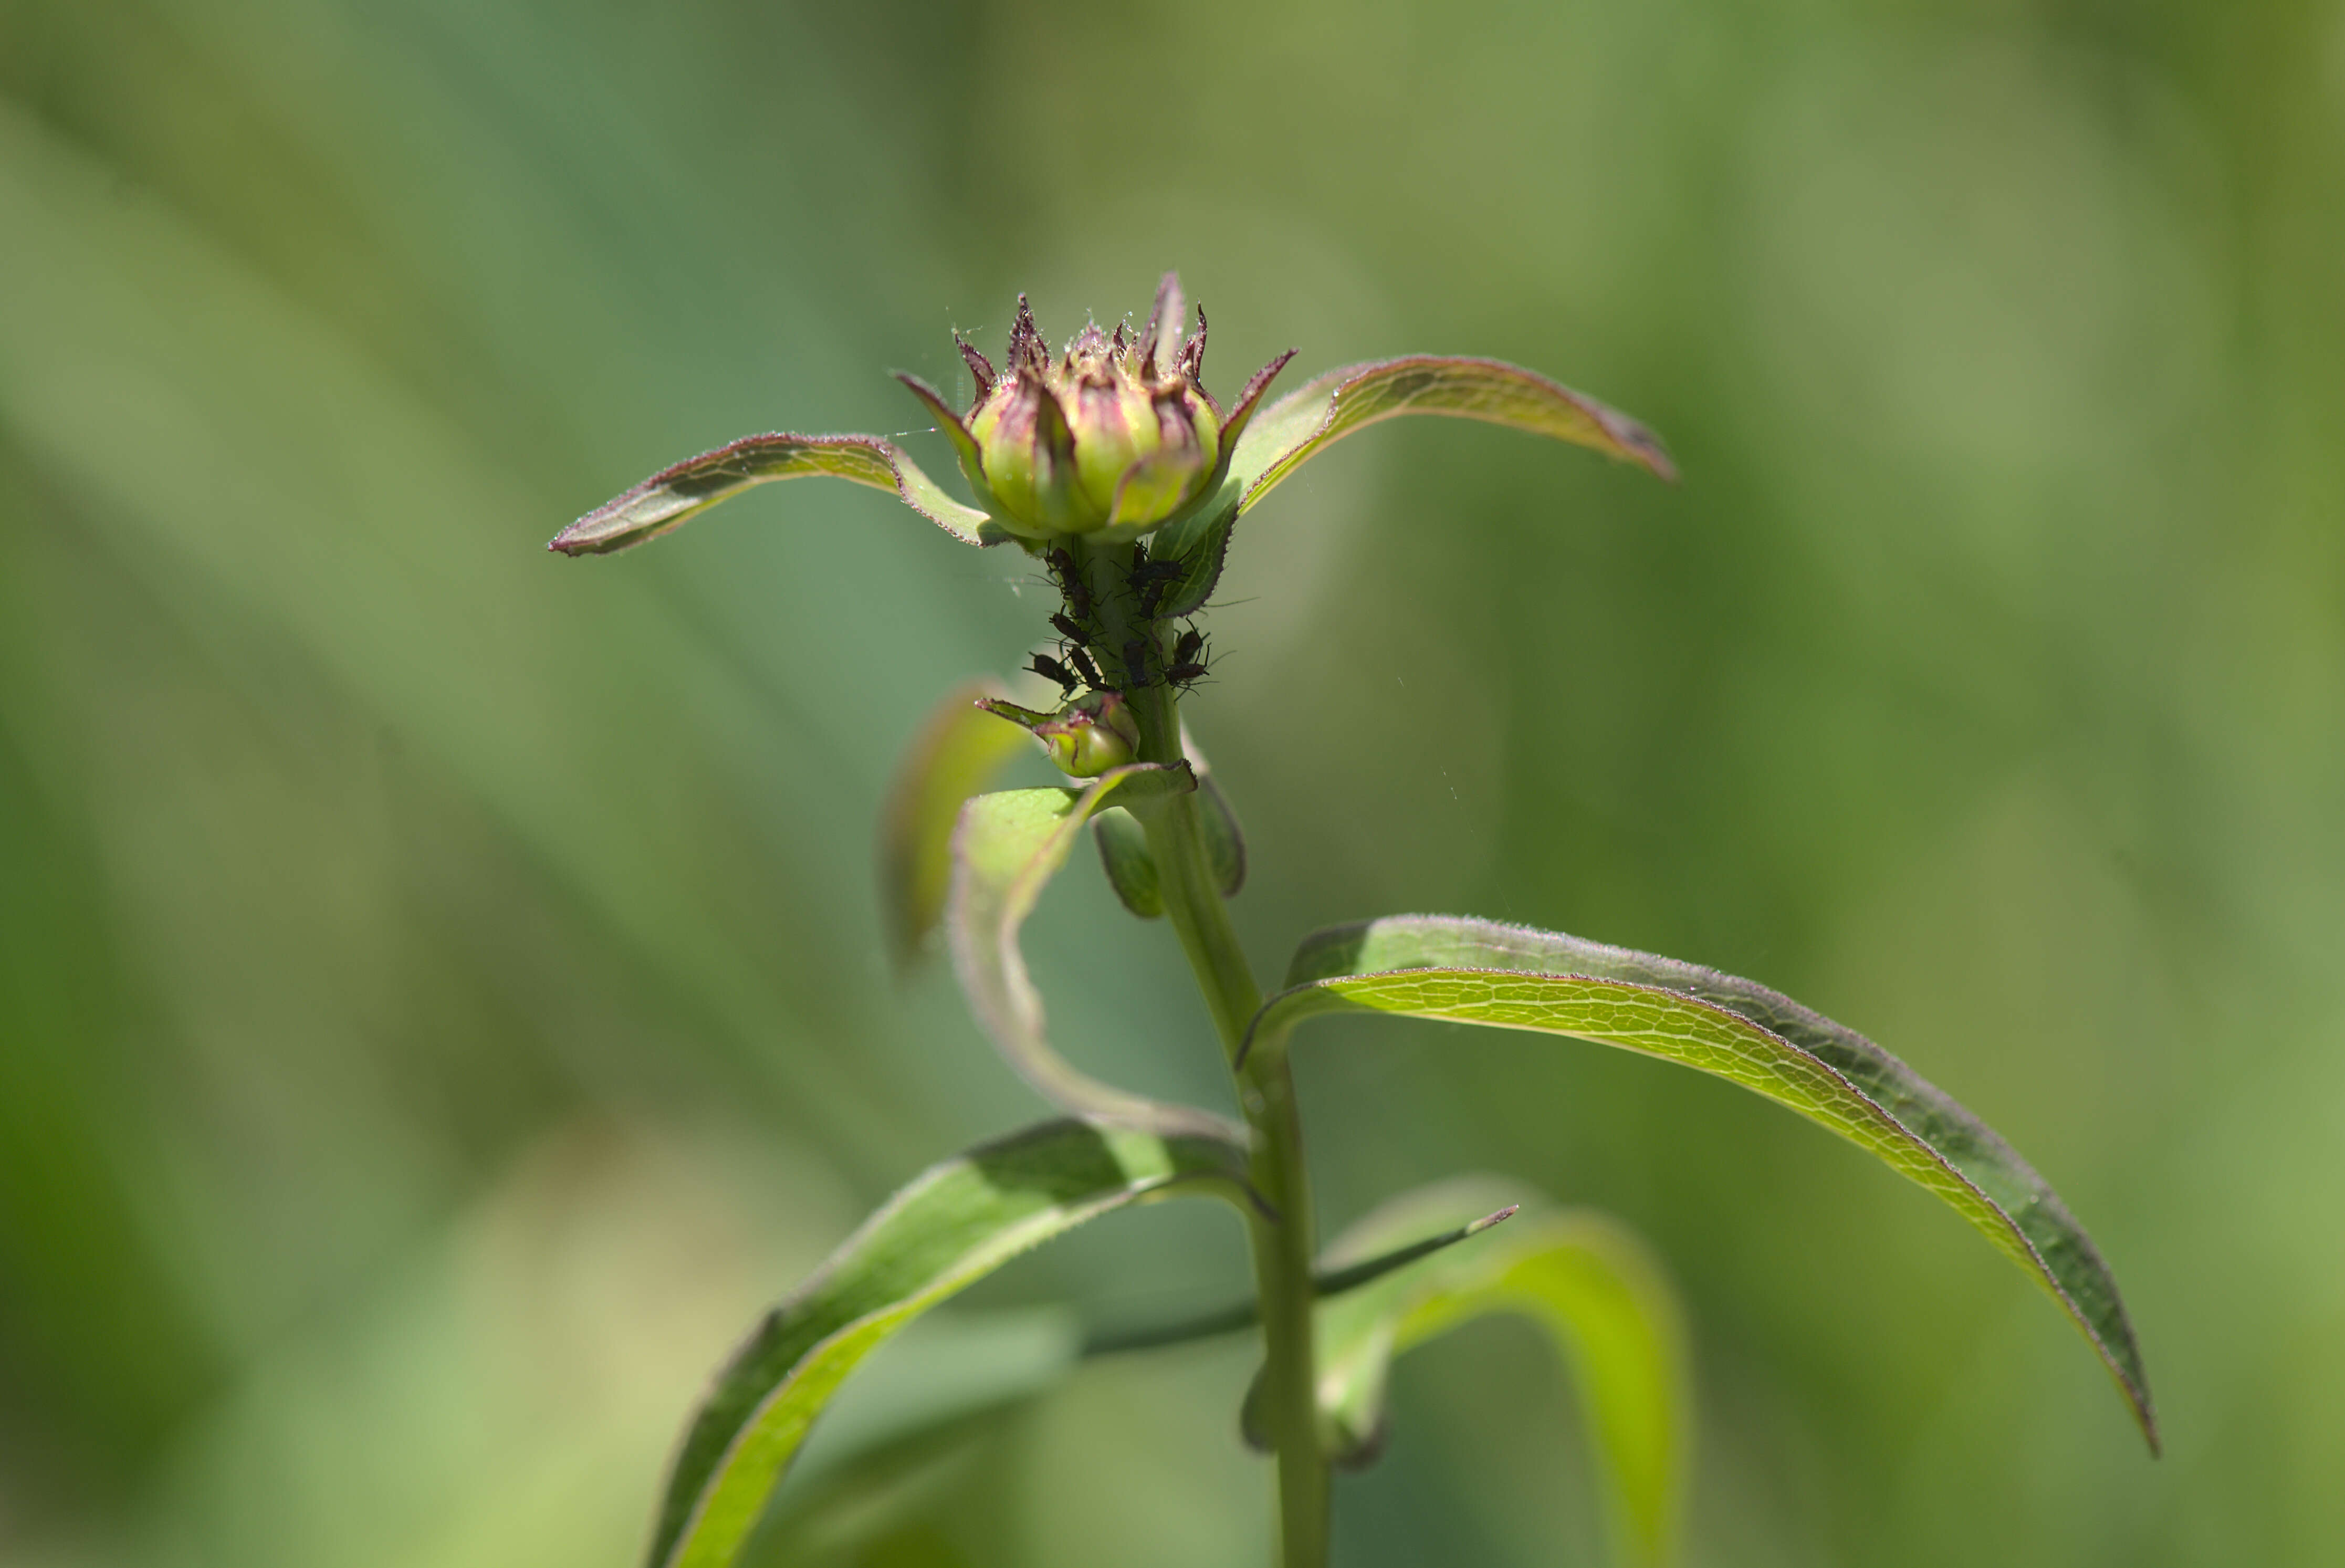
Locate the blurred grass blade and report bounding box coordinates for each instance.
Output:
[1247,915,2158,1452]
[880,681,1034,966]
[1284,1178,1689,1567]
[646,1117,1251,1568]
[1230,357,1677,514]
[946,767,1244,1141]
[549,431,991,554]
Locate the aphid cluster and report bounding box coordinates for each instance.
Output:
[1126,540,1187,619]
[1030,542,1212,700]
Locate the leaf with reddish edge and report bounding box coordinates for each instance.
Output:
[1229,356,1677,515]
[1242,913,2159,1455]
[946,766,1244,1142]
[645,1117,1251,1568]
[549,431,990,555]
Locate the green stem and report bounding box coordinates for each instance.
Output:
[1120,668,1329,1568]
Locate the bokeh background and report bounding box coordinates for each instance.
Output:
[4,0,2342,1563]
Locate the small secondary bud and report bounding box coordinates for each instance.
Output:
[977,688,1144,778]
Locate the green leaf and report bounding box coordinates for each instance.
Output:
[781,1306,1077,1494]
[946,766,1243,1141]
[878,681,1035,967]
[1197,771,1247,897]
[1245,915,2158,1453]
[1139,500,1238,621]
[1300,1178,1690,1567]
[644,1117,1251,1568]
[1091,808,1164,918]
[1228,357,1678,515]
[1087,734,1242,922]
[548,431,991,555]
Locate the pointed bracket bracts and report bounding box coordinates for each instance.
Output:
[894,371,1003,515]
[1223,348,1299,447]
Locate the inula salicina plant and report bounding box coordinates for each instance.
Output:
[552,275,2155,1568]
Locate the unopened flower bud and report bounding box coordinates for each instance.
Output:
[977,689,1144,778]
[961,284,1222,539]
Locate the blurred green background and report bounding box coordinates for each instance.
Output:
[3,0,2341,1562]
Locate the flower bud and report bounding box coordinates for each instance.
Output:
[962,287,1222,539]
[977,689,1144,778]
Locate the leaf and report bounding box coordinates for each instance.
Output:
[781,1306,1077,1494]
[645,1117,1251,1568]
[1300,1178,1690,1568]
[878,681,1035,967]
[1087,733,1242,922]
[548,431,991,555]
[945,766,1243,1141]
[1197,771,1247,897]
[1137,496,1238,620]
[1228,356,1678,515]
[1091,808,1164,918]
[1245,915,2158,1453]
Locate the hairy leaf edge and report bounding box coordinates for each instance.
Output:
[1242,966,2157,1452]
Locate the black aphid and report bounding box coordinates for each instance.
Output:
[1029,653,1079,697]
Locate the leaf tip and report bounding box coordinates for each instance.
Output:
[1224,348,1300,443]
[546,516,611,556]
[1604,410,1678,483]
[1467,1204,1521,1236]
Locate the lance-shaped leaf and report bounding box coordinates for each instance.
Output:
[946,766,1244,1141]
[1296,1178,1689,1568]
[1229,357,1677,515]
[1244,915,2158,1452]
[878,680,1035,967]
[645,1117,1250,1568]
[549,431,990,555]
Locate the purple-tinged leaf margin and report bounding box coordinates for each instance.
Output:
[550,432,990,556]
[1243,914,2156,1454]
[1230,356,1677,515]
